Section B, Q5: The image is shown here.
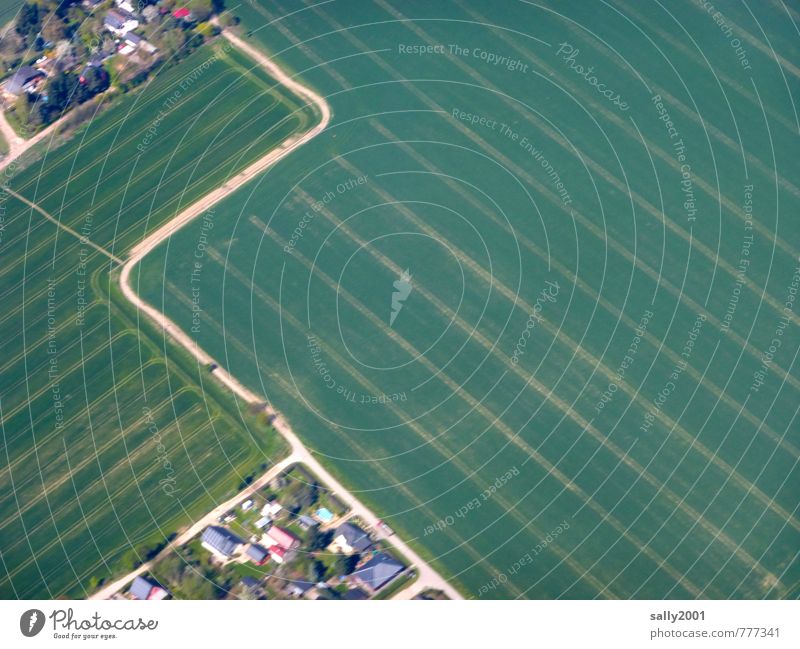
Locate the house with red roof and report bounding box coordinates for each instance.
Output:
[128,576,169,600]
[264,526,300,551]
[269,545,292,564]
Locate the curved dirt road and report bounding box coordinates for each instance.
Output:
[115,30,462,601]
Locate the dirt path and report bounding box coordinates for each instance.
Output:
[0,107,24,159]
[0,100,79,170]
[112,29,462,601]
[4,187,123,263]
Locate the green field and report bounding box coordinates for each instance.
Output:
[0,41,319,598]
[0,0,21,28]
[136,0,800,599]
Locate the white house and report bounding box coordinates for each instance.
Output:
[104,9,139,36]
[261,501,282,518]
[115,0,136,13]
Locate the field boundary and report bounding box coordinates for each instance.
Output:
[2,187,124,265]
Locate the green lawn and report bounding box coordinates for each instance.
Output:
[134,0,800,599]
[0,40,319,598]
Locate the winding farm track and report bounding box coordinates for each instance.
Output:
[110,29,462,601]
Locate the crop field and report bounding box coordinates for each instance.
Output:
[0,42,317,598]
[134,0,800,599]
[0,0,22,29]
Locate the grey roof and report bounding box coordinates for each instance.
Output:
[245,543,269,563]
[335,522,372,552]
[240,576,260,589]
[104,10,126,29]
[5,66,44,95]
[298,514,318,528]
[201,526,242,557]
[344,587,368,600]
[285,579,314,595]
[129,575,156,599]
[351,553,404,591]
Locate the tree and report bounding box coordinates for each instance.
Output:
[308,559,327,583]
[180,572,216,599]
[42,15,68,43]
[335,553,359,576]
[46,71,77,113]
[120,548,142,572]
[306,527,333,551]
[15,3,40,44]
[15,92,32,124]
[77,65,109,103]
[157,554,184,586]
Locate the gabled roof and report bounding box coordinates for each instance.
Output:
[246,543,269,563]
[344,587,369,600]
[240,576,260,589]
[285,579,314,595]
[298,514,318,528]
[5,66,44,95]
[270,545,288,560]
[104,10,127,29]
[129,575,157,600]
[351,553,404,591]
[266,526,298,549]
[335,522,372,552]
[201,526,243,557]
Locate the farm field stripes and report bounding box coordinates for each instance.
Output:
[262,0,800,512]
[129,0,799,599]
[259,0,800,428]
[245,1,800,476]
[366,125,800,461]
[0,41,310,598]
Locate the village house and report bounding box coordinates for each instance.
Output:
[239,576,263,597]
[284,579,315,598]
[245,543,270,566]
[261,501,283,518]
[128,575,169,600]
[201,526,243,560]
[263,525,300,551]
[268,545,292,564]
[254,515,271,530]
[104,9,139,36]
[3,65,46,98]
[114,0,136,13]
[331,522,372,554]
[349,553,404,593]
